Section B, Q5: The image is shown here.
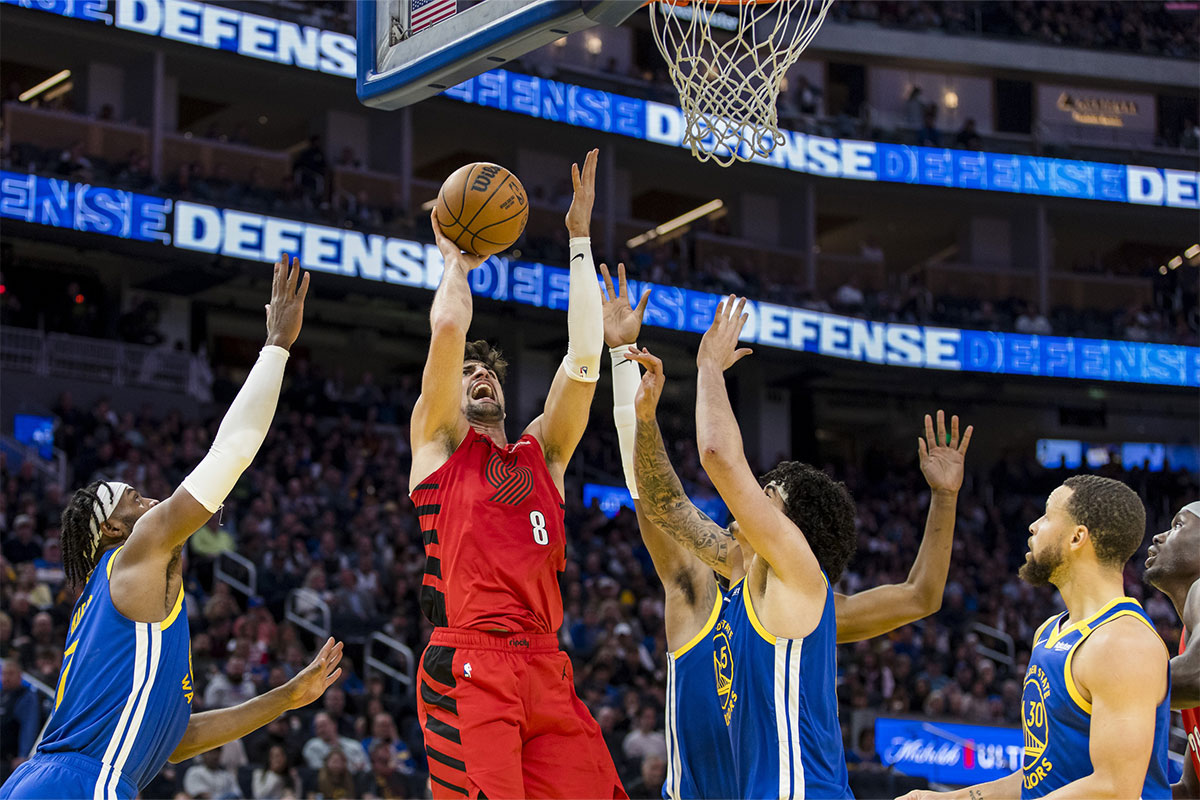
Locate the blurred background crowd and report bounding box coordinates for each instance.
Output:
[1,377,1193,798]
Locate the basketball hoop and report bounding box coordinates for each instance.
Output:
[649,0,834,167]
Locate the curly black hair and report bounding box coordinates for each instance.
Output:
[1062,474,1146,568]
[757,461,857,583]
[463,340,508,384]
[60,481,113,587]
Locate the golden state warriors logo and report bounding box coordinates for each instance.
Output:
[1022,664,1055,790]
[713,619,737,726]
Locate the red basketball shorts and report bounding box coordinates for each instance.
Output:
[416,628,627,800]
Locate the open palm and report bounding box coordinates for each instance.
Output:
[287,637,344,710]
[600,262,651,347]
[918,410,973,493]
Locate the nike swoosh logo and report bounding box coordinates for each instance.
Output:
[571,253,584,262]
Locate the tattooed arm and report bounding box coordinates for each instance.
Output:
[628,347,738,579]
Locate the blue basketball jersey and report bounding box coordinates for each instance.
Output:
[1021,597,1171,799]
[719,575,850,799]
[663,584,737,799]
[32,546,193,799]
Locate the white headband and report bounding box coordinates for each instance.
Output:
[1184,501,1200,520]
[89,481,131,553]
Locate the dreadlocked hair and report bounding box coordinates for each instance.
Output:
[61,481,107,587]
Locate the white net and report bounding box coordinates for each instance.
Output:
[649,0,835,167]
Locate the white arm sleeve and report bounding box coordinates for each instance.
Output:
[181,345,289,513]
[611,344,640,498]
[562,236,603,383]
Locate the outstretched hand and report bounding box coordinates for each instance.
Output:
[625,347,666,422]
[918,410,973,494]
[565,148,599,238]
[431,209,487,272]
[265,254,310,351]
[697,295,753,372]
[286,637,344,710]
[601,262,651,347]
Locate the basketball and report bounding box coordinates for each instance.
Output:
[435,163,529,257]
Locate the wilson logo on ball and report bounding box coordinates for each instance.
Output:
[471,165,502,192]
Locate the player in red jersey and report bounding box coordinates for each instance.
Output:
[409,149,630,799]
[1144,501,1200,799]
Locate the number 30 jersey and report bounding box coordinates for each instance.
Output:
[411,428,567,634]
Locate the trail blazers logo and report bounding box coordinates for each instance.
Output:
[485,451,534,505]
[713,620,737,726]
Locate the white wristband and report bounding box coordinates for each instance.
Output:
[611,343,640,498]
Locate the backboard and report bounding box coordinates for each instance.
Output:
[356,0,642,110]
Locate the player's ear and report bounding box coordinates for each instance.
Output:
[1070,525,1089,551]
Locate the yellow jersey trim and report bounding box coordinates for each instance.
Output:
[54,660,71,710]
[63,640,78,657]
[673,585,724,658]
[1032,614,1061,646]
[1061,605,1164,715]
[105,545,124,578]
[161,585,185,630]
[743,582,776,644]
[1046,596,1130,647]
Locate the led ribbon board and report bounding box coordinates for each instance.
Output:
[4,0,1197,209]
[3,171,1197,387]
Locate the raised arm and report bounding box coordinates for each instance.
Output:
[525,149,604,490]
[409,211,487,486]
[695,297,823,593]
[835,411,972,643]
[1042,619,1169,799]
[626,348,739,581]
[170,638,342,762]
[111,256,307,613]
[1171,578,1200,710]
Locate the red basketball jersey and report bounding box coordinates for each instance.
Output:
[410,428,566,634]
[1182,628,1200,776]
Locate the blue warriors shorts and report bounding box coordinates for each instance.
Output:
[0,753,137,800]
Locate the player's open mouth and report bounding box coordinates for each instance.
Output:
[1145,547,1158,567]
[471,383,495,401]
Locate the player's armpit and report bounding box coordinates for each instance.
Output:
[525,358,598,485]
[1044,619,1169,799]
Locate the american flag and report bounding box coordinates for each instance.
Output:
[411,0,457,33]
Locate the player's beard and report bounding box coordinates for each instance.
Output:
[466,399,503,425]
[1018,539,1064,586]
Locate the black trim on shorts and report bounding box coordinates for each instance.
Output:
[422,645,457,687]
[421,679,458,715]
[426,745,467,772]
[425,716,462,745]
[430,773,467,796]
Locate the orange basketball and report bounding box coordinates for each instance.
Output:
[434,162,529,257]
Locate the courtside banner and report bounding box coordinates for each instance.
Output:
[875,717,1023,785]
[3,170,1197,387]
[3,0,1197,209]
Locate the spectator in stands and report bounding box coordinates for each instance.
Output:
[183,748,243,800]
[1015,303,1053,334]
[293,134,328,201]
[835,276,867,312]
[917,105,940,146]
[205,655,257,709]
[621,705,667,769]
[360,741,414,800]
[625,754,667,799]
[1181,119,1199,151]
[314,749,357,799]
[16,611,55,664]
[250,744,301,800]
[0,658,39,781]
[955,118,982,149]
[303,711,368,773]
[3,516,40,564]
[360,712,415,776]
[904,86,925,130]
[55,142,92,182]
